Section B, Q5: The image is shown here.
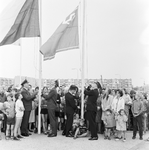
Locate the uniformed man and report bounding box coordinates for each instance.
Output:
[21,79,38,136]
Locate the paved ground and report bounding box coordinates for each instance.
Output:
[0,131,149,150]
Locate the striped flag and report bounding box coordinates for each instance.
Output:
[40,7,79,60]
[0,0,40,46]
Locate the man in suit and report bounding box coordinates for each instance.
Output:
[21,79,38,136]
[84,82,99,140]
[42,80,59,137]
[65,85,78,137]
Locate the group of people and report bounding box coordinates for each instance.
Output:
[95,87,149,141]
[0,79,149,142]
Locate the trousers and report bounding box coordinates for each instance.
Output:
[86,110,98,138]
[21,111,31,134]
[133,114,143,138]
[48,108,57,135]
[65,113,74,136]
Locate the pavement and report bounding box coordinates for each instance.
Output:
[0,131,149,150]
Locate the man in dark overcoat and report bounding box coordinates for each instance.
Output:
[84,82,99,140]
[42,80,59,137]
[65,85,78,137]
[21,79,38,136]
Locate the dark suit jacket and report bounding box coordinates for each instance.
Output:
[0,93,6,103]
[43,88,57,109]
[21,88,36,111]
[84,89,99,112]
[65,92,77,114]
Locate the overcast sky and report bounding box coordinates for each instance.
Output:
[0,0,149,86]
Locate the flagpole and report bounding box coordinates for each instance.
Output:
[19,38,22,85]
[38,0,42,134]
[81,0,86,119]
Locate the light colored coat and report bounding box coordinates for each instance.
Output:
[111,96,125,113]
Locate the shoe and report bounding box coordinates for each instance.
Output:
[69,131,73,136]
[108,137,111,140]
[104,136,107,140]
[28,133,32,135]
[123,138,126,142]
[140,137,143,140]
[66,134,73,137]
[115,138,119,141]
[13,137,20,141]
[34,128,38,133]
[88,137,98,140]
[47,134,57,137]
[17,135,24,138]
[21,133,29,137]
[132,136,136,140]
[29,129,33,132]
[73,136,77,139]
[47,133,54,137]
[62,132,66,136]
[44,132,48,135]
[5,136,9,140]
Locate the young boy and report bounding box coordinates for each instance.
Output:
[13,93,25,140]
[103,109,115,140]
[131,92,144,140]
[3,93,15,140]
[73,119,88,139]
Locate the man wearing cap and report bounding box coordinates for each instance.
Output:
[84,82,99,140]
[21,79,38,137]
[42,80,59,137]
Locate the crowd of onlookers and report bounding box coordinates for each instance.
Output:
[0,81,149,142]
[95,88,149,141]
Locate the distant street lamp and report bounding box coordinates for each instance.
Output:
[140,78,146,91]
[115,74,121,88]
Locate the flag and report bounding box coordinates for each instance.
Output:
[0,0,40,46]
[40,7,79,60]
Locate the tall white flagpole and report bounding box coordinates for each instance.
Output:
[81,0,86,119]
[19,38,22,85]
[38,0,42,134]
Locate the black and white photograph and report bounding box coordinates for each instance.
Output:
[0,0,149,150]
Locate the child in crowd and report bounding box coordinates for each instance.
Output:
[103,109,115,140]
[13,93,25,140]
[72,113,80,135]
[0,103,4,140]
[3,93,15,140]
[73,119,88,139]
[115,109,128,142]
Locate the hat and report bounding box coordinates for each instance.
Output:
[130,90,136,95]
[6,93,13,98]
[21,79,29,86]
